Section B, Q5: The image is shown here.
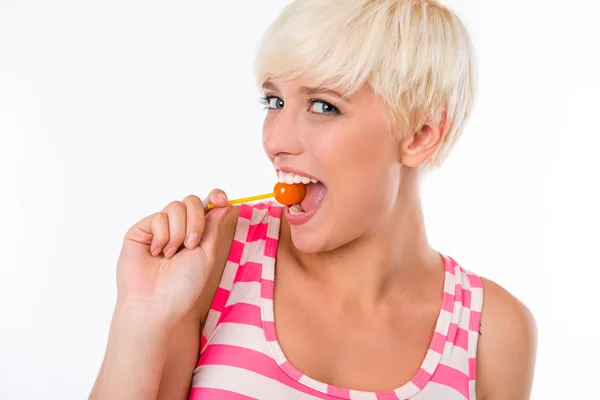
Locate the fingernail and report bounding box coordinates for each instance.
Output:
[186,233,199,247]
[217,193,228,204]
[164,246,177,258]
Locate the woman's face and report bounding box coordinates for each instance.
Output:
[261,77,403,253]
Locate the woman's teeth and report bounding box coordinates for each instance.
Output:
[278,171,318,185]
[277,171,320,215]
[289,203,305,215]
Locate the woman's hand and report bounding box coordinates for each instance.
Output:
[115,189,231,326]
[89,189,232,400]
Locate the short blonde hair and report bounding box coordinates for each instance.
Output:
[255,0,477,170]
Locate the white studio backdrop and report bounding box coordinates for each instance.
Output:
[1,0,599,398]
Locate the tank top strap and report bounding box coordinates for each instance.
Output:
[434,255,484,400]
[200,201,283,352]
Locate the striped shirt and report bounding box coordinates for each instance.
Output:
[190,202,484,399]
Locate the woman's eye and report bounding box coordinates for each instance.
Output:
[265,96,284,109]
[309,100,339,114]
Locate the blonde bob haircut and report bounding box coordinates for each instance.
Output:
[255,0,477,170]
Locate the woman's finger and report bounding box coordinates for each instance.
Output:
[182,194,206,249]
[149,212,169,257]
[202,188,229,211]
[161,201,187,259]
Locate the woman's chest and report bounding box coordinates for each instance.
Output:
[273,280,442,392]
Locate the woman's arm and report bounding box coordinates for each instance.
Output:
[476,278,538,400]
[155,310,202,400]
[89,202,239,400]
[90,303,174,399]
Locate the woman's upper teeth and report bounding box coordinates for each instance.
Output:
[278,171,318,184]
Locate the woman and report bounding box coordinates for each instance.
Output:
[90,0,537,399]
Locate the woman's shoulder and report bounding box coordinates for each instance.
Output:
[231,201,284,240]
[210,200,282,246]
[238,201,284,222]
[194,204,241,324]
[475,277,537,398]
[478,277,536,344]
[195,201,282,323]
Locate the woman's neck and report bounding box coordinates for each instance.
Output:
[281,170,442,308]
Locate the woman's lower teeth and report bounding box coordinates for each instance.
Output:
[289,203,305,215]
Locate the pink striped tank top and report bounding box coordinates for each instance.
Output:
[190,202,484,400]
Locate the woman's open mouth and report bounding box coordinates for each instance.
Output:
[277,170,327,224]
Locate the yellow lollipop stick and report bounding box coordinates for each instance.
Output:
[207,192,274,209]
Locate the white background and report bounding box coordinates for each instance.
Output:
[1,0,599,398]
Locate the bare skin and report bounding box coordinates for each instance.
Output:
[90,78,537,399]
[89,191,239,399]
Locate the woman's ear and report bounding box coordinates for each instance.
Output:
[399,111,449,167]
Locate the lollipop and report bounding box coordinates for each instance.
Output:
[273,182,306,205]
[207,182,306,209]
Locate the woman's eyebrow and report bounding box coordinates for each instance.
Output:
[300,86,349,104]
[261,81,349,103]
[261,81,279,92]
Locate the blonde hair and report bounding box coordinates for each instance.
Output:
[254,0,477,170]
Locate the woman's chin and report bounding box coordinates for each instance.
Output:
[288,223,353,255]
[287,227,332,254]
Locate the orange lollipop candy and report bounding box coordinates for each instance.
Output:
[273,182,306,206]
[207,182,307,209]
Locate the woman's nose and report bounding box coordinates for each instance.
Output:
[262,109,303,158]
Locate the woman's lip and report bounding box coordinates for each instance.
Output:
[284,200,322,226]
